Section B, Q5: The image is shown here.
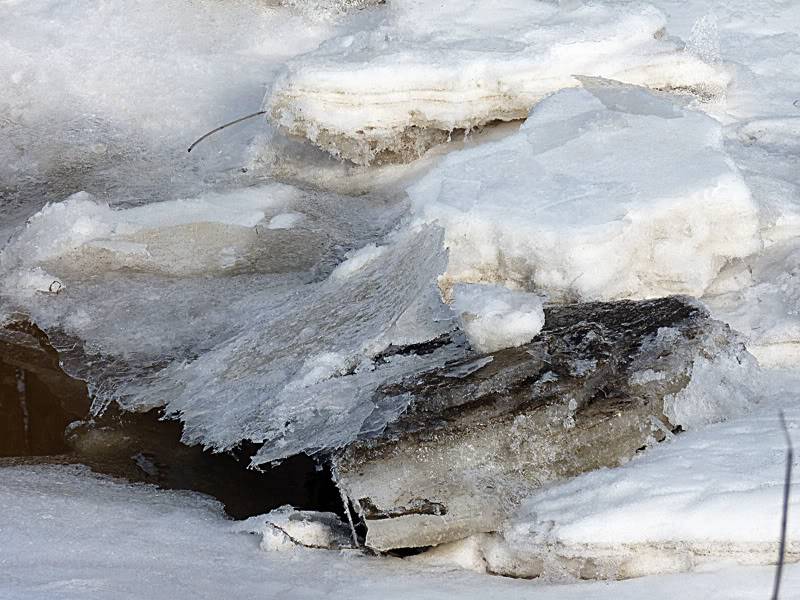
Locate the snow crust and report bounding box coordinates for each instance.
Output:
[267,0,729,164]
[410,82,760,301]
[4,463,800,599]
[500,370,800,576]
[266,0,727,164]
[451,283,544,353]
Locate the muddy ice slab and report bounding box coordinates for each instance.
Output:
[266,0,728,165]
[410,82,760,301]
[485,385,800,580]
[332,296,755,552]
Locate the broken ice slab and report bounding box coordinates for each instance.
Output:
[409,82,760,302]
[266,0,729,165]
[235,506,353,552]
[705,238,800,368]
[332,296,755,552]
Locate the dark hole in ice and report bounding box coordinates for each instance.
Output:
[0,321,342,520]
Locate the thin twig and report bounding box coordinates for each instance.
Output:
[772,410,793,600]
[187,110,267,153]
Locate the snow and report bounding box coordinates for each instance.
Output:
[3,462,800,599]
[450,283,545,353]
[266,0,729,164]
[3,0,800,593]
[496,369,800,578]
[410,81,760,301]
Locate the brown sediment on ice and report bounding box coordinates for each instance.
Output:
[331,296,751,552]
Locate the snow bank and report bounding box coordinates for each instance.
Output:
[451,284,544,353]
[410,82,760,301]
[266,0,729,164]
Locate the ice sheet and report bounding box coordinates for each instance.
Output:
[266,0,729,164]
[409,81,760,301]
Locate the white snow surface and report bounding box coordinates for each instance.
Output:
[266,0,728,164]
[410,81,760,301]
[451,283,545,353]
[501,369,800,572]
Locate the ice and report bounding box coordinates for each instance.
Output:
[234,506,352,551]
[3,0,800,594]
[282,0,384,21]
[495,369,800,579]
[450,283,545,353]
[409,81,760,301]
[705,240,800,368]
[333,296,758,553]
[0,0,343,240]
[0,185,306,280]
[265,0,729,165]
[1,186,455,463]
[329,243,388,280]
[5,463,800,599]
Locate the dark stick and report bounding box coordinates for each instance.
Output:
[187,110,267,153]
[772,410,794,600]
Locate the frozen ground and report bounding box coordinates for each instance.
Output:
[3,0,800,595]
